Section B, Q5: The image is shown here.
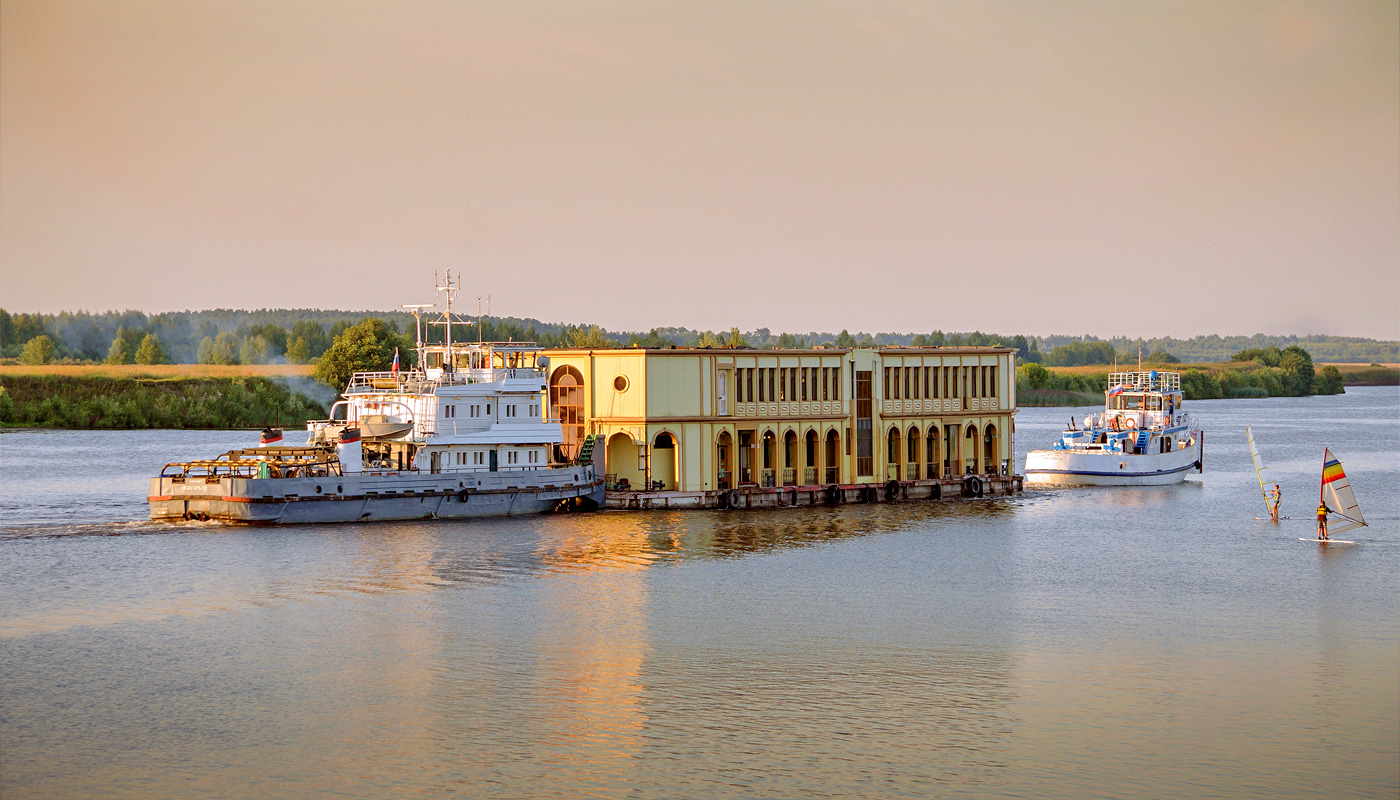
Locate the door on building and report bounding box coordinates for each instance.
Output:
[489,450,498,472]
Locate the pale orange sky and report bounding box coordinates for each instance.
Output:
[2,0,1397,338]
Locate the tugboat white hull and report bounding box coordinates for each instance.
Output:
[1024,440,1203,486]
[150,466,604,524]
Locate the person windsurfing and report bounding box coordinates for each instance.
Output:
[1316,500,1330,541]
[1266,483,1282,522]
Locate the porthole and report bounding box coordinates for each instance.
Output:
[315,485,322,494]
[614,376,629,392]
[337,484,343,493]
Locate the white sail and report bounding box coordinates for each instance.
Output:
[1246,426,1273,514]
[1321,448,1366,534]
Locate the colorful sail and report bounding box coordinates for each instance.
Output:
[1246,426,1272,514]
[1320,448,1366,534]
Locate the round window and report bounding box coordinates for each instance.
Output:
[614,376,629,392]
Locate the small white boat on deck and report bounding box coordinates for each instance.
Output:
[1024,370,1204,486]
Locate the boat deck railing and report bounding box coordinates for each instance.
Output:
[1108,371,1181,392]
[344,368,544,395]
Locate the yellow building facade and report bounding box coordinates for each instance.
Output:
[544,347,1018,496]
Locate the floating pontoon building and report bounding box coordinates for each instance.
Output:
[544,346,1020,508]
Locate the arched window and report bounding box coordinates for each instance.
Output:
[550,366,585,461]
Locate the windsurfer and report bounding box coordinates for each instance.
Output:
[1316,501,1330,540]
[1266,484,1281,522]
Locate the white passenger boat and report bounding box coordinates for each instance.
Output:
[1023,370,1203,486]
[149,275,604,524]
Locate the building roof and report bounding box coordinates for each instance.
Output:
[545,345,1016,356]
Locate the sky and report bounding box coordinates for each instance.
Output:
[2,0,1397,339]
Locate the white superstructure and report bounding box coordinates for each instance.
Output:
[150,274,603,524]
[1024,370,1203,486]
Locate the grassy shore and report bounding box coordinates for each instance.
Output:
[0,368,326,429]
[1016,360,1395,407]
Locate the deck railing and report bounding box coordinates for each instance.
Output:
[804,467,817,485]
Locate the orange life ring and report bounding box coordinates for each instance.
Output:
[1125,417,1137,429]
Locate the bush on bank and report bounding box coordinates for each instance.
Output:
[0,375,325,429]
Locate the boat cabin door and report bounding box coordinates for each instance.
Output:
[489,450,498,472]
[430,451,441,474]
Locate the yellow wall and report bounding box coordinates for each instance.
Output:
[547,347,1017,492]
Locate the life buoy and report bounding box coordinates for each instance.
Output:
[963,476,983,498]
[1125,417,1137,429]
[826,484,842,505]
[884,480,899,502]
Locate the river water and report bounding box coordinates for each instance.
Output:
[1,388,1396,799]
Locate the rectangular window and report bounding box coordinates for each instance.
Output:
[990,365,998,397]
[789,368,797,401]
[473,451,484,465]
[924,366,930,398]
[767,368,775,402]
[856,371,873,476]
[905,367,913,399]
[833,366,840,402]
[506,405,516,418]
[746,368,754,403]
[821,367,829,401]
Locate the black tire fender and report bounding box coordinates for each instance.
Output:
[825,484,841,505]
[930,481,942,501]
[725,488,742,509]
[884,480,899,502]
[964,476,983,498]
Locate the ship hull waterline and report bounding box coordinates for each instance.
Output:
[1023,439,1203,487]
[150,466,604,525]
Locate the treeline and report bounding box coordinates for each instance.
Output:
[0,376,326,429]
[1015,345,1347,405]
[3,307,1395,368]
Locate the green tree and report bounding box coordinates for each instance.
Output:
[106,331,133,364]
[197,332,241,365]
[286,336,312,364]
[563,324,614,348]
[1018,362,1052,390]
[239,335,271,365]
[1278,345,1315,396]
[696,330,723,348]
[19,335,55,365]
[133,333,167,365]
[726,327,747,348]
[1314,365,1344,395]
[835,329,856,348]
[314,318,408,390]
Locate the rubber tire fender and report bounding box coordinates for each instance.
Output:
[825,484,842,505]
[725,488,742,509]
[884,480,899,502]
[963,476,983,498]
[929,481,942,501]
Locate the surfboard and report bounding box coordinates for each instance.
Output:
[1299,538,1356,544]
[1256,517,1292,521]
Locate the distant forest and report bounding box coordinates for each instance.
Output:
[1,307,1395,366]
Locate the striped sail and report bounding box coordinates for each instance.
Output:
[1321,448,1366,534]
[1246,426,1272,513]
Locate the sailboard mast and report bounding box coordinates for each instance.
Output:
[1245,426,1272,514]
[1320,448,1367,534]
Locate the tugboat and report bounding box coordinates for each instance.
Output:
[1024,370,1203,486]
[148,274,604,524]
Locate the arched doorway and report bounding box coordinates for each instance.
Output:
[606,432,641,490]
[926,427,941,479]
[906,425,921,480]
[824,429,841,484]
[984,424,999,476]
[549,366,586,462]
[964,424,979,475]
[761,430,778,487]
[652,432,677,490]
[716,431,733,490]
[887,427,902,482]
[783,430,799,486]
[804,429,818,485]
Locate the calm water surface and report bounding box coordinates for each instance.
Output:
[1,389,1397,798]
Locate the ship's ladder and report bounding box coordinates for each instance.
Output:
[575,434,598,466]
[1135,429,1150,451]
